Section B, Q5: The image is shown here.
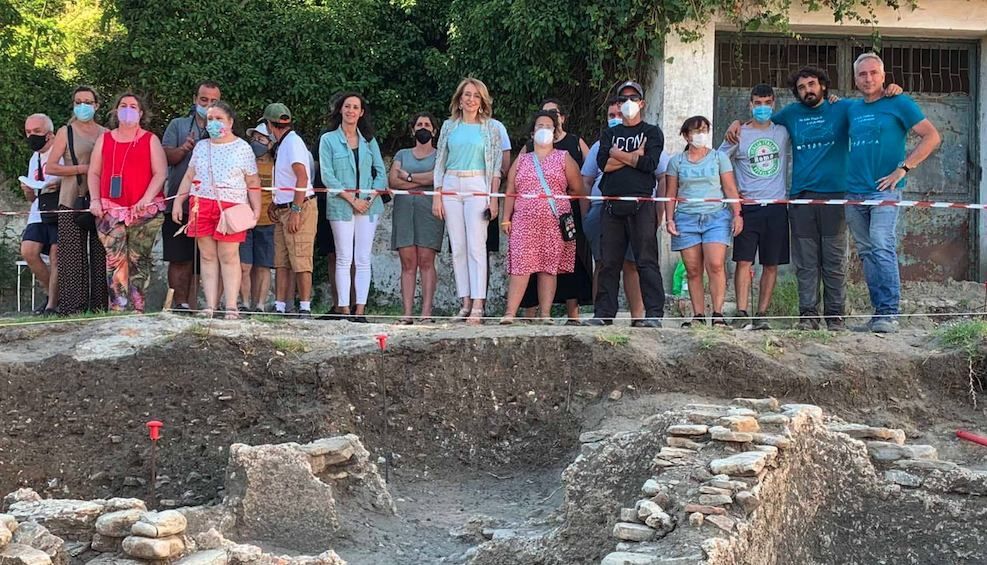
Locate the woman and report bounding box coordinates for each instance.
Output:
[173,101,261,319]
[320,92,387,324]
[87,92,167,313]
[433,78,502,325]
[47,86,108,315]
[500,111,584,324]
[389,112,443,324]
[519,98,593,324]
[665,116,743,328]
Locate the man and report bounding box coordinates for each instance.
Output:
[20,113,62,315]
[265,103,317,318]
[587,81,665,327]
[240,123,276,312]
[161,80,221,313]
[845,52,940,333]
[719,84,790,330]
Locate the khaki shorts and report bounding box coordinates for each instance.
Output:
[274,198,318,273]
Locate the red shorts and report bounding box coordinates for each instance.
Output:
[187,196,247,243]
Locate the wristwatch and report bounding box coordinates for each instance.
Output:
[897,161,911,173]
[406,173,413,183]
[289,203,302,213]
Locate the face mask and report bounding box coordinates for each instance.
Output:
[533,128,554,146]
[620,100,640,120]
[607,117,622,128]
[74,103,95,122]
[26,134,48,152]
[206,120,226,139]
[195,104,209,119]
[117,107,140,126]
[249,139,270,158]
[752,105,773,123]
[690,132,711,147]
[414,128,433,144]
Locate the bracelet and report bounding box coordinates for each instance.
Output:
[289,203,302,213]
[500,221,511,226]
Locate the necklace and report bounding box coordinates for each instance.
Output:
[109,128,142,193]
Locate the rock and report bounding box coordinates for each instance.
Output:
[642,479,661,496]
[701,537,730,558]
[750,433,792,449]
[866,442,938,464]
[192,529,227,551]
[122,477,145,488]
[717,416,760,433]
[298,437,356,468]
[2,490,42,511]
[757,414,790,426]
[449,514,500,542]
[891,459,960,473]
[683,504,727,516]
[709,452,769,476]
[10,522,65,565]
[709,479,749,491]
[734,491,760,513]
[121,535,185,559]
[644,509,672,531]
[755,445,779,456]
[780,404,823,421]
[612,522,655,542]
[636,500,664,520]
[619,508,640,523]
[709,426,753,443]
[0,526,10,548]
[667,424,708,436]
[131,510,187,538]
[62,542,89,557]
[656,447,696,459]
[609,390,623,401]
[0,544,52,565]
[829,424,906,445]
[689,512,705,527]
[95,509,144,538]
[176,505,235,537]
[601,552,660,565]
[732,397,779,412]
[6,499,105,537]
[698,486,732,496]
[726,407,758,418]
[578,430,609,443]
[90,533,122,553]
[229,543,263,563]
[0,514,17,534]
[174,549,228,565]
[705,514,735,533]
[885,470,923,488]
[665,436,705,450]
[102,499,147,513]
[697,494,732,506]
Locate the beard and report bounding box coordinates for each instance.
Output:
[800,88,827,106]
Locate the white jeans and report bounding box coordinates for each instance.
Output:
[330,214,380,307]
[442,174,489,300]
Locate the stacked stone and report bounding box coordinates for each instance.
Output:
[0,512,55,565]
[120,511,188,561]
[297,436,357,478]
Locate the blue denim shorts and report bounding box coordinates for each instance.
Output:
[670,207,732,251]
[239,225,275,268]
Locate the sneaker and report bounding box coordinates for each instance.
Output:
[733,310,752,330]
[796,311,820,330]
[751,315,771,331]
[298,309,312,319]
[564,319,584,327]
[584,318,612,326]
[869,318,899,334]
[825,316,846,332]
[633,319,662,329]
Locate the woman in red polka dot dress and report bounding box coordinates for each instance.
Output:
[500,110,585,324]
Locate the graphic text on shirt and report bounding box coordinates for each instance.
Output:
[747,138,781,177]
[611,132,645,152]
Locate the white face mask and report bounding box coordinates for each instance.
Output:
[690,132,711,147]
[533,128,554,146]
[620,100,640,120]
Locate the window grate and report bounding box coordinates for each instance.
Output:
[852,44,972,95]
[717,37,841,90]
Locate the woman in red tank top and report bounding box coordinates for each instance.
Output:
[87,92,167,313]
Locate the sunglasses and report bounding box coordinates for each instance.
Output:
[617,94,642,103]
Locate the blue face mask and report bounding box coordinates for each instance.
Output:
[73,103,95,122]
[195,104,209,119]
[206,120,225,139]
[751,105,773,123]
[607,117,622,128]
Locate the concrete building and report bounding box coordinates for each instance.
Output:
[643,0,987,282]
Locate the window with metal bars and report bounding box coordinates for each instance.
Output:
[852,45,972,95]
[716,36,841,90]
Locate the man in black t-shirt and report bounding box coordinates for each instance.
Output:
[587,81,665,327]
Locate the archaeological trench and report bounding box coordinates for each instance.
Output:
[0,316,985,565]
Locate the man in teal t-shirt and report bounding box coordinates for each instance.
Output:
[845,52,941,333]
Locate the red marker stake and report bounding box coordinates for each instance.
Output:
[146,421,163,502]
[376,334,390,482]
[957,429,987,447]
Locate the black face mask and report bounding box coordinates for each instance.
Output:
[249,140,271,158]
[26,134,47,152]
[414,128,433,144]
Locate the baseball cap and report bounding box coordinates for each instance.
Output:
[263,103,292,124]
[246,122,271,139]
[615,80,645,97]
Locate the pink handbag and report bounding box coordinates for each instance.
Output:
[209,143,257,234]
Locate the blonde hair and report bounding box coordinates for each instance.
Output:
[449,78,493,121]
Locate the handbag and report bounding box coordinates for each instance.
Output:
[208,142,257,235]
[38,191,60,225]
[66,125,97,232]
[531,152,576,242]
[606,200,642,217]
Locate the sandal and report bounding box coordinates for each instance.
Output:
[712,312,730,328]
[224,310,241,321]
[498,315,516,325]
[537,317,555,326]
[683,315,705,328]
[466,308,485,326]
[196,308,214,319]
[452,307,471,322]
[395,316,414,325]
[418,317,436,324]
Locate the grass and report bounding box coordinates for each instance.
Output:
[763,275,799,320]
[783,329,834,345]
[187,323,211,338]
[271,337,307,353]
[597,332,629,346]
[936,319,987,408]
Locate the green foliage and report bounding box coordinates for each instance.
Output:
[937,320,987,354]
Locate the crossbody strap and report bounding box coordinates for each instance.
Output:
[66,125,85,189]
[530,152,559,218]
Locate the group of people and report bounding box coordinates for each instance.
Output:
[17,51,940,332]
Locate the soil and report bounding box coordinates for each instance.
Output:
[1,312,986,563]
